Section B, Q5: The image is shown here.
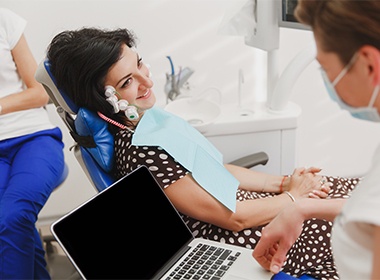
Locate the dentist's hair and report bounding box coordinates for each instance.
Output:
[295,0,380,65]
[47,27,137,127]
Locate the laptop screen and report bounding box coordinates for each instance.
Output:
[51,166,194,279]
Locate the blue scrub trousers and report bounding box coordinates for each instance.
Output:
[0,127,64,279]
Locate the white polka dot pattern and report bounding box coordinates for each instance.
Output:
[114,130,189,188]
[182,176,359,279]
[114,130,359,279]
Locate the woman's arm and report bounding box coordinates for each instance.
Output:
[372,225,380,279]
[0,35,48,115]
[164,168,330,231]
[225,164,329,197]
[164,174,296,231]
[225,164,284,193]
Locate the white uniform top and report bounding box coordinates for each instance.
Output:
[0,7,53,141]
[332,144,380,279]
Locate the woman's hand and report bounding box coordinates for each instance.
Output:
[303,167,332,199]
[287,167,330,200]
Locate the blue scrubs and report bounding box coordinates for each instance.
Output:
[0,127,64,279]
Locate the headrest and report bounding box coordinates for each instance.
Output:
[36,59,79,114]
[75,108,114,172]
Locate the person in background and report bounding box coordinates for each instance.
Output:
[253,1,380,279]
[0,7,65,279]
[46,27,359,279]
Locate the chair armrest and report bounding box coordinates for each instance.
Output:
[228,152,269,169]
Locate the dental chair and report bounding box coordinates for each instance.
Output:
[36,60,115,193]
[35,58,270,279]
[36,60,115,280]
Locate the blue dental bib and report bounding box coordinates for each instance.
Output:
[132,106,238,212]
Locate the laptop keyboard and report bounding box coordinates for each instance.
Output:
[164,243,241,280]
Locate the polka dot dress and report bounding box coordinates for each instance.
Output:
[114,130,189,187]
[114,130,359,280]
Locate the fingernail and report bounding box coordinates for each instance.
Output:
[271,265,280,274]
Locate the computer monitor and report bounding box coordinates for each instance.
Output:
[244,0,309,51]
[244,0,279,51]
[278,0,310,30]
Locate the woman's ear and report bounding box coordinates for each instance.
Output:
[359,45,380,86]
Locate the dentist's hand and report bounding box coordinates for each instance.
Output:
[253,203,305,274]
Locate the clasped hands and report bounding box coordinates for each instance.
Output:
[286,167,331,200]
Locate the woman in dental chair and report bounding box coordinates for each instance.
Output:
[46,27,358,279]
[0,7,65,279]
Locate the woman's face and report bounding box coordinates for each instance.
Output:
[104,44,156,112]
[315,34,377,108]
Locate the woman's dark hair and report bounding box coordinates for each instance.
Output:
[295,0,380,65]
[47,27,137,128]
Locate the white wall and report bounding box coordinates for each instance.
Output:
[2,0,379,222]
[280,28,380,178]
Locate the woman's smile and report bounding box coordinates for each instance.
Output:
[137,89,151,100]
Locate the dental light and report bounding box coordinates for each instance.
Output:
[224,0,315,113]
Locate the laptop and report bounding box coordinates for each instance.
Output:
[51,165,271,279]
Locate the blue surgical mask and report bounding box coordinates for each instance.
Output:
[321,54,380,122]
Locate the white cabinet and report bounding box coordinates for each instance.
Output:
[204,102,301,175]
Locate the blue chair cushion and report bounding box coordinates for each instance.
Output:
[80,147,115,192]
[44,60,79,114]
[74,108,114,172]
[271,272,316,280]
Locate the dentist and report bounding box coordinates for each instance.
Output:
[253,1,380,279]
[0,7,65,279]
